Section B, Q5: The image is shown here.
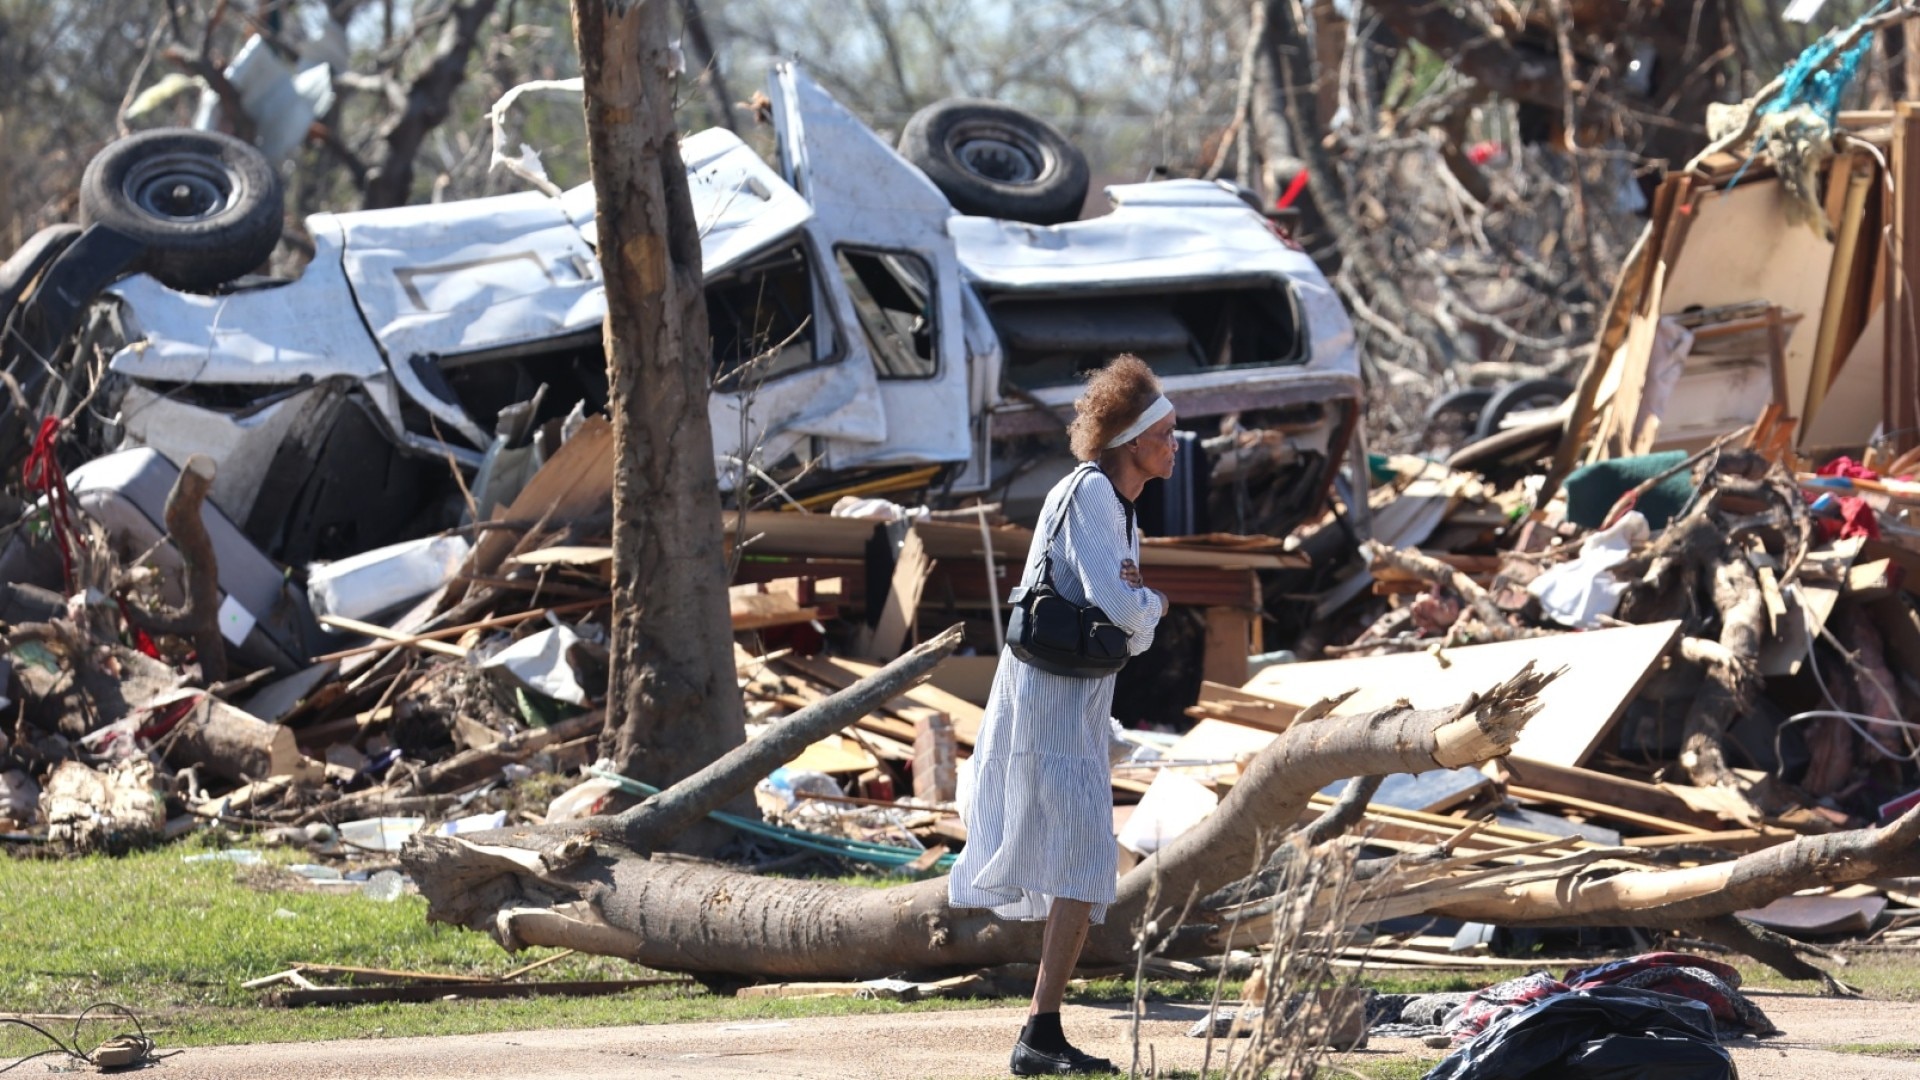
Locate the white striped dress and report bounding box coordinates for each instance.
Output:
[948,463,1166,924]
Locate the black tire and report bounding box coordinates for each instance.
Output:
[1475,377,1574,440]
[898,99,1089,225]
[79,128,283,292]
[1419,387,1492,453]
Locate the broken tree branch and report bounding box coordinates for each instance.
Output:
[1362,539,1538,641]
[611,624,964,851]
[123,453,226,682]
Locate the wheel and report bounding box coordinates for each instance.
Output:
[898,99,1089,225]
[1419,387,1492,454]
[1475,377,1574,440]
[80,128,283,292]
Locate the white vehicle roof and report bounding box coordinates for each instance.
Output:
[948,179,1316,291]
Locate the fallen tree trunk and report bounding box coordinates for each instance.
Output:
[402,653,1908,985]
[403,663,1556,977]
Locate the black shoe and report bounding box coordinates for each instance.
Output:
[1010,1040,1118,1076]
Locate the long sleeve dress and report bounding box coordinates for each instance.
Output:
[948,462,1167,924]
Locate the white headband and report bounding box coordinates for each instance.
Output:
[1105,395,1173,448]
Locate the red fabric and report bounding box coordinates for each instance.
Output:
[1806,489,1881,541]
[1817,456,1880,480]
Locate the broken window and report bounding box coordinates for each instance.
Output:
[835,247,937,380]
[991,283,1305,390]
[706,243,827,391]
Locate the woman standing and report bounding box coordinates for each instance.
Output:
[949,355,1178,1076]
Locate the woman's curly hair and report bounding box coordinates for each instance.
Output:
[1067,354,1165,461]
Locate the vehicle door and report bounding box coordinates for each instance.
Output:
[768,63,972,473]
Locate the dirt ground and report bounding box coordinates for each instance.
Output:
[147,990,1920,1079]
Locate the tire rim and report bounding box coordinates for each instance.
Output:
[948,123,1051,186]
[122,153,240,222]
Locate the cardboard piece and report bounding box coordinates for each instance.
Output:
[1241,621,1683,768]
[1737,894,1889,936]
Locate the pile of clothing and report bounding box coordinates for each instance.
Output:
[1371,952,1776,1080]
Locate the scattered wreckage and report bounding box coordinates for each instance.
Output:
[9,50,1920,1078]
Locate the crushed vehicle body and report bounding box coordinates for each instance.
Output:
[3,64,1362,566]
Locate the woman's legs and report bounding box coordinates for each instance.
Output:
[1013,897,1113,1072]
[1031,897,1093,1016]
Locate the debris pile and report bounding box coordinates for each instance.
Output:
[8,47,1920,1024]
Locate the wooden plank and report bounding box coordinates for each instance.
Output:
[1186,681,1297,735]
[923,655,998,705]
[1760,577,1844,677]
[1803,279,1887,449]
[1497,758,1722,830]
[1242,621,1684,768]
[1201,607,1252,687]
[1506,784,1705,836]
[507,545,614,568]
[317,614,467,658]
[451,416,615,607]
[1807,153,1877,428]
[1891,102,1920,454]
[866,530,933,659]
[1846,558,1902,601]
[1622,828,1795,852]
[783,655,984,746]
[273,978,685,1007]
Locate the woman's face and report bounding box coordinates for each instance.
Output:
[1133,413,1179,480]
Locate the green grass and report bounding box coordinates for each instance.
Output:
[9,833,1916,1068]
[1831,1042,1920,1058]
[0,836,997,1060]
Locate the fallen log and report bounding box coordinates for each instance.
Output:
[401,663,1557,978]
[165,693,315,785]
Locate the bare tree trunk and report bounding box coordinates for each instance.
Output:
[571,0,747,803]
[362,0,501,209]
[678,0,737,132]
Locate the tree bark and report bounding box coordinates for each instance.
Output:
[571,0,747,802]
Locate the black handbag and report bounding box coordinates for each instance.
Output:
[1006,466,1133,678]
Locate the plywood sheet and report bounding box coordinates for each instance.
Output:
[1660,180,1834,421]
[1241,621,1683,768]
[1803,303,1885,449]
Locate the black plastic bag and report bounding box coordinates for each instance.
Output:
[1423,986,1736,1080]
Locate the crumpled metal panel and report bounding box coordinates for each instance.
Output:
[105,216,387,388]
[561,127,815,279]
